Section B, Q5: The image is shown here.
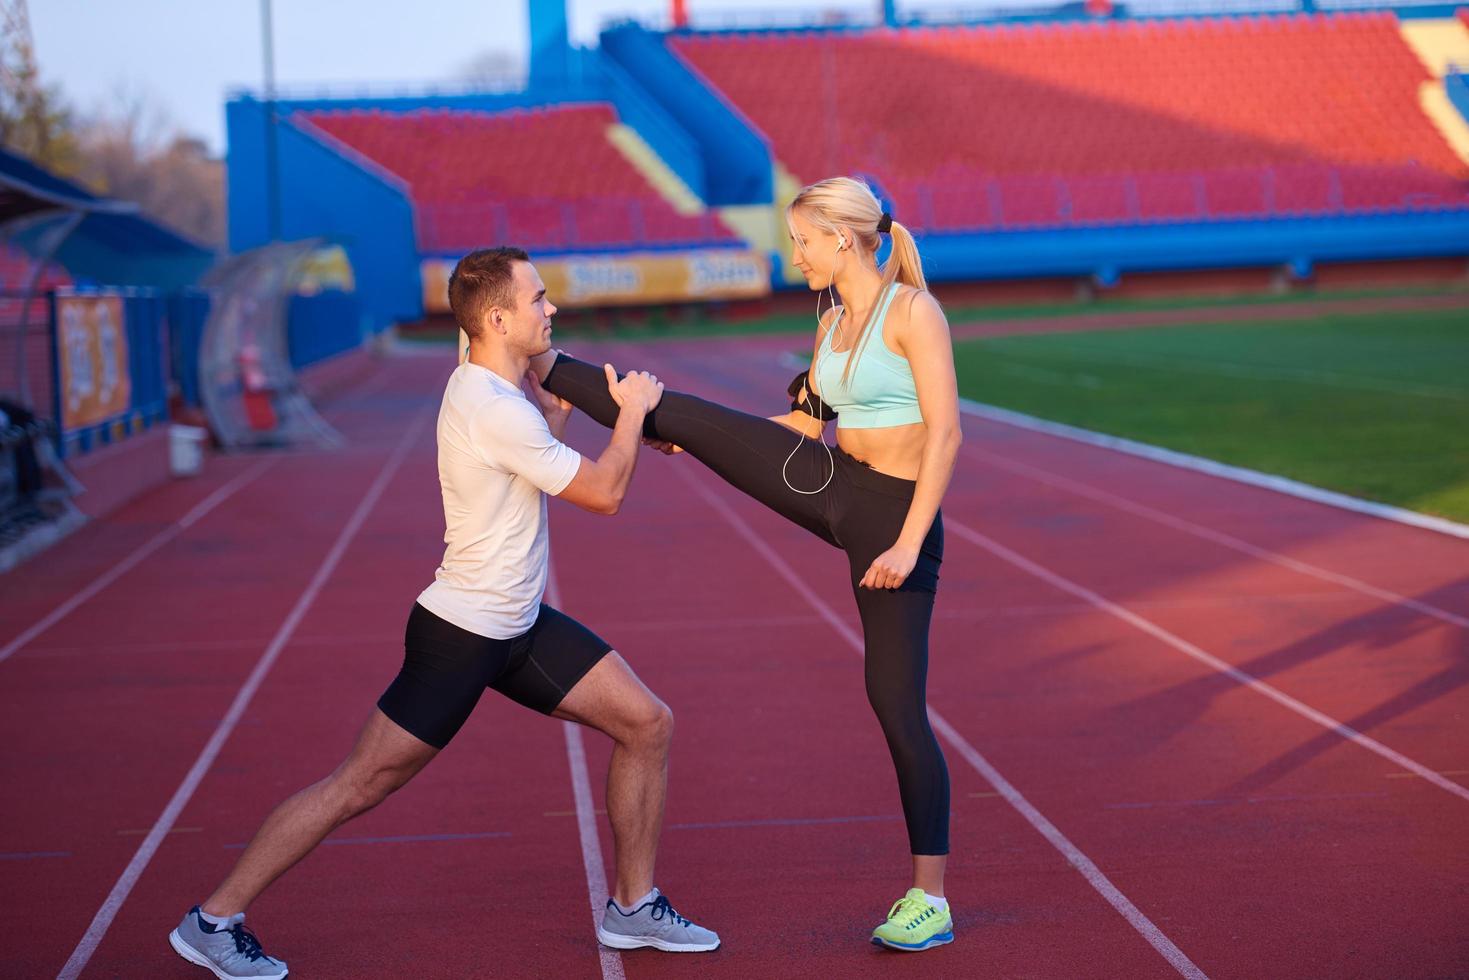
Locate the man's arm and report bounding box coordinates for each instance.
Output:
[555,365,663,516]
[525,372,571,442]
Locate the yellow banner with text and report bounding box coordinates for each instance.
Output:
[55,292,131,430]
[422,249,771,312]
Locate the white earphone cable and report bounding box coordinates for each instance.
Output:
[781,237,843,496]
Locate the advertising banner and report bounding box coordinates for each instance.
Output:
[423,248,771,312]
[55,292,130,431]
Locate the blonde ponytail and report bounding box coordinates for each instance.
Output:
[884,220,926,293]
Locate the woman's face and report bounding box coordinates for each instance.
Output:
[788,208,845,291]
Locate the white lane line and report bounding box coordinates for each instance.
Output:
[0,460,276,667]
[963,446,1469,631]
[3,351,400,669]
[673,465,1209,980]
[56,412,430,980]
[943,516,1469,805]
[546,568,626,980]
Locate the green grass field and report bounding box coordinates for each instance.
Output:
[952,308,1469,522]
[402,285,1462,344]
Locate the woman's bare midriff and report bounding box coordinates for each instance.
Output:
[837,422,927,481]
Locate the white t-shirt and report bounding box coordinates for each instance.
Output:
[417,362,582,639]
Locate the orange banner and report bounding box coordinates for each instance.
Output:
[56,293,130,430]
[423,248,771,312]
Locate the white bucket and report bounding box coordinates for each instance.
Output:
[169,424,208,477]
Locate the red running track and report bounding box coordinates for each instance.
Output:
[1,338,1465,979]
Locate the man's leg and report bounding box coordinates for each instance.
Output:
[203,709,438,916]
[500,606,717,951]
[552,652,672,906]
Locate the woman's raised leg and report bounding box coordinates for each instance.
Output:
[541,352,838,543]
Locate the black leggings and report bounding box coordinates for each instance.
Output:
[544,354,950,855]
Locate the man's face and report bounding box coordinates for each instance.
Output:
[498,261,558,356]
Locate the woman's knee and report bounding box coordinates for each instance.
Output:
[866,693,942,755]
[864,675,926,728]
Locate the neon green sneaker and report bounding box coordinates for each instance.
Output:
[870,888,954,951]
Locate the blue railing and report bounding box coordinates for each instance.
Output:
[287,291,363,370]
[166,289,210,409]
[416,199,740,255]
[889,163,1469,233]
[599,58,708,201]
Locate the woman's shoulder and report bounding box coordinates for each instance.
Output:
[889,285,944,328]
[891,282,939,309]
[886,286,949,356]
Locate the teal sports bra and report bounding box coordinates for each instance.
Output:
[813,282,923,429]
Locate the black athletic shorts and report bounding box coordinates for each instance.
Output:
[377,602,613,749]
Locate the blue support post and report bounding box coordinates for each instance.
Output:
[529,0,570,90]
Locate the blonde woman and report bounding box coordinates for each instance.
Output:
[532,177,961,951]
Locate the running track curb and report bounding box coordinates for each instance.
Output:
[774,351,1469,540]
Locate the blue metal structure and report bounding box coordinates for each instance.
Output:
[0,148,213,290]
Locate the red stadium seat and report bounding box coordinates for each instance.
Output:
[671,12,1467,229]
[301,104,739,252]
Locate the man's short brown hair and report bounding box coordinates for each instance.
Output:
[448,247,530,339]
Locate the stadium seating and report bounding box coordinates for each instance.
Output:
[671,13,1469,229]
[302,104,738,252]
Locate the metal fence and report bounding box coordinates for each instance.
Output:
[886,163,1469,233]
[0,290,59,426]
[0,287,170,459]
[416,199,738,255]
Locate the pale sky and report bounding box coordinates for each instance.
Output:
[31,0,882,156]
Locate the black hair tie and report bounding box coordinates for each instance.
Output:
[876,211,893,234]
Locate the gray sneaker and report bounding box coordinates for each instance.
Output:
[169,906,288,979]
[596,888,720,952]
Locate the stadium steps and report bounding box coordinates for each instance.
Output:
[712,204,786,262]
[604,122,705,216]
[1399,18,1469,165]
[1399,17,1469,75]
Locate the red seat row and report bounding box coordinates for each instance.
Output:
[883,163,1469,231]
[302,104,738,252]
[672,11,1468,228]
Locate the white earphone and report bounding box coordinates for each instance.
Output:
[781,234,846,496]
